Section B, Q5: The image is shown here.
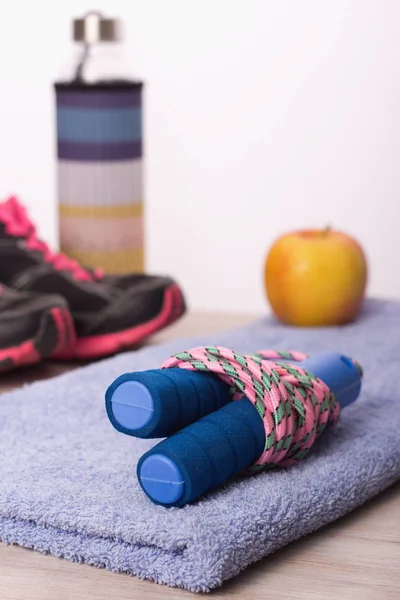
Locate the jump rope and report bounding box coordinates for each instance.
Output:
[106,345,362,507]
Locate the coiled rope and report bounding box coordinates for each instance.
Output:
[162,346,362,471]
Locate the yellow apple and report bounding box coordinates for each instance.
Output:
[264,228,367,326]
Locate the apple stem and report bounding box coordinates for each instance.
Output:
[323,225,331,237]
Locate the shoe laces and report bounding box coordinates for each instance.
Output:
[0,197,104,282]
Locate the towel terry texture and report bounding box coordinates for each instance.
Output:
[0,299,399,592]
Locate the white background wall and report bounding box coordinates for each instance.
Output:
[0,1,399,313]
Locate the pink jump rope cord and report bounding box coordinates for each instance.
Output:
[163,347,346,469]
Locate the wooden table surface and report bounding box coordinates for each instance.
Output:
[0,313,399,600]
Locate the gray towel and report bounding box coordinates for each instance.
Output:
[0,299,399,592]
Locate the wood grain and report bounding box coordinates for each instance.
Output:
[0,313,399,600]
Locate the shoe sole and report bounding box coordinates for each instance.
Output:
[0,306,76,373]
[57,283,185,361]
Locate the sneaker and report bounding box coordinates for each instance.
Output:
[94,271,186,330]
[0,197,186,359]
[0,284,75,372]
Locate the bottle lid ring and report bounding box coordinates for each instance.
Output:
[73,11,120,43]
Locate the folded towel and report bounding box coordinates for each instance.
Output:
[0,299,399,592]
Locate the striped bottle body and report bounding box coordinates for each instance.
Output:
[55,83,144,273]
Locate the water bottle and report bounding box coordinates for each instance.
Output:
[54,11,144,275]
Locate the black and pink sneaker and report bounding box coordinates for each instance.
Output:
[0,197,186,359]
[0,285,75,372]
